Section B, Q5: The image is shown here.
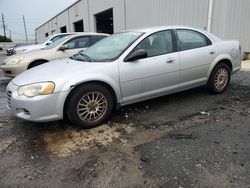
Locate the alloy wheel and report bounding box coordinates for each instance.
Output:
[76,91,108,123]
[214,68,229,91]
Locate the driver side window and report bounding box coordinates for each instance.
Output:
[65,37,90,49]
[133,30,174,58]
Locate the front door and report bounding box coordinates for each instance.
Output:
[54,36,90,60]
[119,30,180,104]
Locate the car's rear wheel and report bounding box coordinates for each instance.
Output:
[208,63,231,94]
[66,84,114,128]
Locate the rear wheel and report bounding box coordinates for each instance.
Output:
[208,63,231,94]
[66,84,114,128]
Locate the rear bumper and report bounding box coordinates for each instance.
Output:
[232,65,241,74]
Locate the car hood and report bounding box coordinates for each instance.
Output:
[12,58,110,86]
[3,49,52,63]
[15,44,45,53]
[20,48,52,58]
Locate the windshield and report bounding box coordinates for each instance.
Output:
[37,36,51,45]
[43,36,70,50]
[79,32,143,62]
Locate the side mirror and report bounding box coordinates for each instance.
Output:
[46,41,52,45]
[59,45,68,51]
[124,49,148,62]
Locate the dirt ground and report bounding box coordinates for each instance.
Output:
[0,54,250,187]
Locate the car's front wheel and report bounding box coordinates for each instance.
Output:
[66,84,114,128]
[208,63,231,94]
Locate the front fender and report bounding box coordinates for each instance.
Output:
[60,74,122,104]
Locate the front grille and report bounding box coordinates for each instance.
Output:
[6,90,12,108]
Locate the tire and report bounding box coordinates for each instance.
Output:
[28,61,46,69]
[66,84,114,128]
[208,63,231,94]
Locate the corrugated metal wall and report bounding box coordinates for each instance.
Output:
[68,0,89,31]
[35,0,250,51]
[88,0,125,32]
[211,0,250,51]
[125,0,209,30]
[56,10,70,33]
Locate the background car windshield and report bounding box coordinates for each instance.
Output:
[37,36,50,45]
[43,36,70,50]
[80,32,143,62]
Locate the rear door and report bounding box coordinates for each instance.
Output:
[176,29,216,88]
[119,30,180,104]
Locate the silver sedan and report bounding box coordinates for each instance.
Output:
[6,26,242,128]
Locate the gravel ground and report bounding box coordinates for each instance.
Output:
[0,53,250,187]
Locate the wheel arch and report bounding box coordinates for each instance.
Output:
[207,55,233,79]
[63,80,120,119]
[27,59,49,69]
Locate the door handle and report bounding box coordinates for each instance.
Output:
[209,50,215,55]
[166,57,175,64]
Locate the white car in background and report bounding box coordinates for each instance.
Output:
[14,33,72,54]
[6,43,28,56]
[1,33,109,77]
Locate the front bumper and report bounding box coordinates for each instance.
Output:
[6,81,70,122]
[0,64,27,77]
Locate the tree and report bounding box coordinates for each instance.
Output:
[0,35,12,42]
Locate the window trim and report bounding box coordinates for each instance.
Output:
[63,35,91,49]
[174,29,212,52]
[124,29,177,62]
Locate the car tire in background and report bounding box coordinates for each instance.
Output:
[28,60,48,69]
[66,83,114,128]
[208,63,231,94]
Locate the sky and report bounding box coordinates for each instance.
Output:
[0,0,77,42]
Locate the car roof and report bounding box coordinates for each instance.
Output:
[123,25,221,42]
[56,33,108,43]
[64,33,110,40]
[126,25,205,34]
[52,32,110,37]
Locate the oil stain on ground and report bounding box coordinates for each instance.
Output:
[43,123,135,157]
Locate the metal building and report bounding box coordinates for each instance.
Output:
[35,0,250,51]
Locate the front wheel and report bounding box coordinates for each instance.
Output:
[66,84,114,128]
[208,63,231,94]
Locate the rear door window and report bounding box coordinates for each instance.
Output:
[176,29,211,51]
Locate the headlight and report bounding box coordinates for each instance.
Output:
[6,57,26,65]
[15,57,26,64]
[18,82,55,97]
